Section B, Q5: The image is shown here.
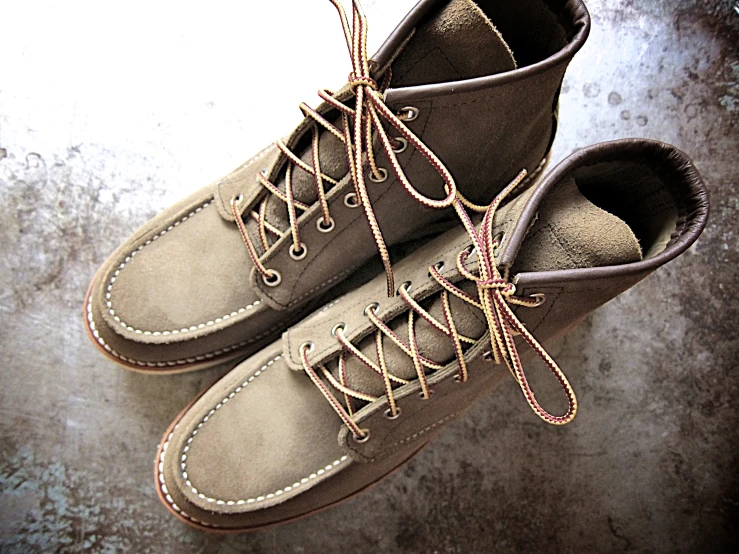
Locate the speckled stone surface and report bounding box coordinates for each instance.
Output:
[1,1,737,552]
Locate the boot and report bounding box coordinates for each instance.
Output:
[84,0,590,372]
[154,139,709,530]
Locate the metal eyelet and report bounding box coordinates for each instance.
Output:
[232,193,244,205]
[352,430,371,443]
[300,341,315,355]
[419,389,434,399]
[482,351,495,362]
[453,375,465,383]
[429,261,444,277]
[256,168,269,183]
[493,232,506,258]
[391,137,408,154]
[397,106,419,122]
[262,269,282,287]
[396,281,412,296]
[364,302,380,316]
[316,216,335,233]
[384,407,402,420]
[344,192,360,208]
[289,242,308,261]
[531,293,547,307]
[331,323,346,337]
[369,168,388,183]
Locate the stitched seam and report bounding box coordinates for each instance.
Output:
[360,411,461,463]
[546,222,579,266]
[105,200,262,336]
[216,144,275,214]
[177,355,350,505]
[530,288,562,334]
[427,82,535,111]
[87,297,281,368]
[158,429,216,527]
[390,410,460,448]
[285,268,353,308]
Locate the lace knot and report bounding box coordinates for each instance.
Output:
[348,73,378,92]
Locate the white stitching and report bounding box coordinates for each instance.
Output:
[86,297,276,368]
[174,354,350,504]
[392,411,459,447]
[158,429,215,527]
[104,199,262,335]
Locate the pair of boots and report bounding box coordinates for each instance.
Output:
[84,0,708,531]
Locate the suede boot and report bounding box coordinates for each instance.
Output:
[85,0,590,372]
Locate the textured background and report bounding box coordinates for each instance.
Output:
[1,0,737,552]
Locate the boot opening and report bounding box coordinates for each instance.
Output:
[390,0,583,88]
[573,158,688,260]
[475,0,579,67]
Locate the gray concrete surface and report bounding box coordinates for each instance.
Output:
[1,0,737,552]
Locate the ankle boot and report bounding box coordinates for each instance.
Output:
[85,0,590,372]
[154,139,709,531]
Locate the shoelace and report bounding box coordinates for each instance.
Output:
[231,0,457,296]
[301,171,578,440]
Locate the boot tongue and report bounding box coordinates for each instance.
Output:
[510,176,643,274]
[390,0,517,87]
[245,0,517,250]
[330,178,643,401]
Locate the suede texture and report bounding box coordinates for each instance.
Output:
[86,0,590,371]
[157,139,709,530]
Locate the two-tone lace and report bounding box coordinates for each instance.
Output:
[231,0,457,296]
[301,171,578,439]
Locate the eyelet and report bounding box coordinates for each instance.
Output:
[289,242,308,260]
[232,193,244,205]
[344,192,360,208]
[482,351,495,362]
[429,261,444,277]
[331,323,346,337]
[369,168,388,183]
[352,430,371,443]
[300,341,315,354]
[419,389,434,399]
[262,269,282,287]
[396,281,412,296]
[493,232,506,257]
[398,106,419,122]
[384,407,402,420]
[364,302,380,316]
[316,216,335,233]
[531,293,547,307]
[453,375,465,383]
[391,137,408,154]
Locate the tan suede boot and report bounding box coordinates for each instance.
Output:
[155,139,709,531]
[84,0,590,372]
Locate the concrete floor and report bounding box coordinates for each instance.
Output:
[1,0,737,552]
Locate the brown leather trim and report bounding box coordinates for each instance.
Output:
[506,139,710,288]
[382,0,590,104]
